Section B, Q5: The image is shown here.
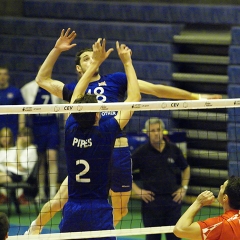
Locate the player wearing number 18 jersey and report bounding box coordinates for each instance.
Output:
[28,30,140,236]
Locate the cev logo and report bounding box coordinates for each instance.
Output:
[64,106,73,110]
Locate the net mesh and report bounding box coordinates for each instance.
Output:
[0,99,237,239]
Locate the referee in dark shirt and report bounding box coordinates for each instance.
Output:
[132,118,190,240]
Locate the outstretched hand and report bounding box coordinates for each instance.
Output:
[92,38,114,65]
[196,190,215,207]
[55,28,77,52]
[116,41,132,65]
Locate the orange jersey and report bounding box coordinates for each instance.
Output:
[197,210,240,240]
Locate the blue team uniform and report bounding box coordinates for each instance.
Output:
[31,87,60,152]
[63,72,132,192]
[59,114,120,237]
[0,86,24,139]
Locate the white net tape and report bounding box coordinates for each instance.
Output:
[8,226,174,239]
[0,98,239,115]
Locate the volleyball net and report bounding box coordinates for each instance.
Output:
[0,98,238,239]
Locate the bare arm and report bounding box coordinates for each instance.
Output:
[70,38,113,104]
[26,177,68,235]
[114,42,141,129]
[138,80,222,100]
[36,29,77,99]
[173,190,215,239]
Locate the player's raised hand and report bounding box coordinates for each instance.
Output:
[196,191,215,206]
[92,38,114,65]
[54,28,77,52]
[116,41,132,65]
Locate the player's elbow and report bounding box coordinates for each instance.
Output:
[129,93,141,102]
[173,226,185,238]
[35,76,44,86]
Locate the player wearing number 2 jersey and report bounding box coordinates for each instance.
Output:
[26,30,140,236]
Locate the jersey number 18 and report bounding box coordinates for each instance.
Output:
[87,87,106,102]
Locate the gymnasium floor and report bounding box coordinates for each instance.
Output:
[1,199,222,240]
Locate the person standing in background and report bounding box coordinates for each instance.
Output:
[0,66,25,140]
[132,117,190,240]
[21,79,61,201]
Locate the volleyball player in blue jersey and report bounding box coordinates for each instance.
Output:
[32,29,140,235]
[28,28,221,232]
[21,80,61,201]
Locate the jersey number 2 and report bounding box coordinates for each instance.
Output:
[76,159,90,183]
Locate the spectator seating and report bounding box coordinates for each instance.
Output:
[23,0,240,25]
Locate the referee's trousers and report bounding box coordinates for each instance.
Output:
[141,195,181,240]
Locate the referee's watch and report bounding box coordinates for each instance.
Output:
[182,185,188,190]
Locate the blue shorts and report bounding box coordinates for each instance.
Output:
[59,199,115,240]
[32,122,60,152]
[110,147,132,192]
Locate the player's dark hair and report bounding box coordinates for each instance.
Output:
[224,176,240,209]
[0,65,9,71]
[72,94,98,129]
[0,212,9,240]
[75,48,93,66]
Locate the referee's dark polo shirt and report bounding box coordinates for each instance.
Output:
[132,140,189,196]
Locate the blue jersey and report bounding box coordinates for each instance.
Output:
[32,87,57,124]
[65,115,120,200]
[0,86,24,137]
[63,72,127,122]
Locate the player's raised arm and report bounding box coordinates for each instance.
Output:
[25,177,69,235]
[114,41,141,130]
[138,80,222,100]
[70,38,113,104]
[36,28,77,99]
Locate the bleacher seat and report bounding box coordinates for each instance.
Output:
[170,5,239,24]
[227,123,240,141]
[0,17,183,43]
[231,27,240,45]
[23,0,240,25]
[229,46,240,64]
[0,35,176,62]
[23,0,171,22]
[228,142,240,163]
[228,66,240,84]
[229,162,240,177]
[228,108,240,123]
[227,84,240,98]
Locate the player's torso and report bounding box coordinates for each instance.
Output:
[32,87,57,123]
[68,73,127,121]
[65,116,115,200]
[0,86,19,105]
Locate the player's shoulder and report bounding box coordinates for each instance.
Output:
[65,81,77,91]
[104,72,127,82]
[7,85,21,92]
[133,142,149,155]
